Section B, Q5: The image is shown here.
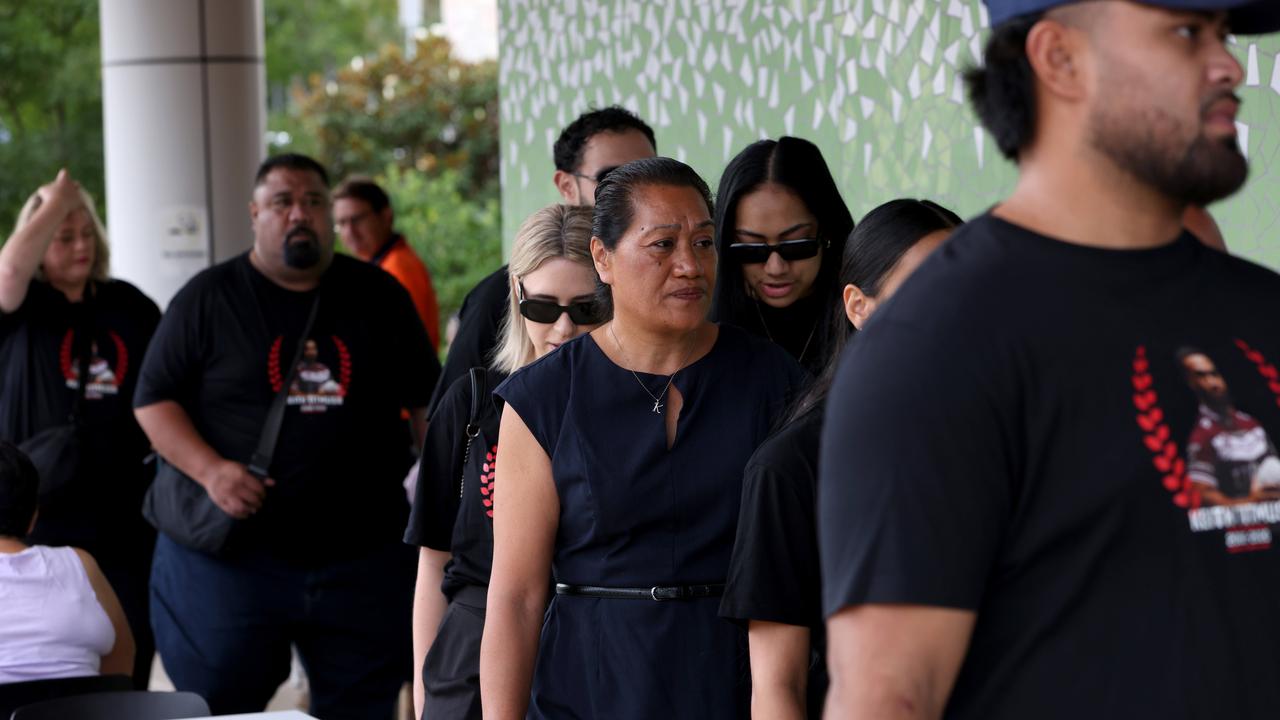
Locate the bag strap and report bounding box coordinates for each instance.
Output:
[458,367,485,499]
[247,292,321,478]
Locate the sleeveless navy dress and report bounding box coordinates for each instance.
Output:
[495,324,803,719]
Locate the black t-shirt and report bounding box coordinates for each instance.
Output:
[720,403,827,719]
[134,253,436,563]
[427,265,508,415]
[0,279,160,546]
[404,367,506,601]
[820,214,1280,719]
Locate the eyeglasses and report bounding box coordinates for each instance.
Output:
[727,238,826,265]
[571,165,620,185]
[517,282,607,325]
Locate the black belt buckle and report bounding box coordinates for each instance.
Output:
[650,586,684,601]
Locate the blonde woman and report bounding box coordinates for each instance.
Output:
[405,203,606,719]
[0,170,161,688]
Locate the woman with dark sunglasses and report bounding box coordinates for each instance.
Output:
[481,158,803,719]
[711,136,855,375]
[719,199,963,719]
[404,204,606,720]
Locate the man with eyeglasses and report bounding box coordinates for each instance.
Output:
[133,154,436,718]
[334,176,442,351]
[426,106,657,416]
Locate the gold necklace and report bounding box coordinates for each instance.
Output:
[608,322,698,415]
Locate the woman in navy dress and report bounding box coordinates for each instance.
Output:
[481,158,802,719]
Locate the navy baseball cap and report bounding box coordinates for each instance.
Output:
[984,0,1280,33]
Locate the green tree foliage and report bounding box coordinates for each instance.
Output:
[283,35,500,199]
[0,0,104,235]
[380,164,502,343]
[278,33,503,335]
[263,0,401,111]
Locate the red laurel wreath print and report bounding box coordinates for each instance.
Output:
[480,444,498,518]
[1234,338,1280,409]
[332,335,352,395]
[59,329,128,382]
[1132,346,1196,508]
[267,336,285,392]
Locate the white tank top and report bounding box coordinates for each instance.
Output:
[0,545,115,683]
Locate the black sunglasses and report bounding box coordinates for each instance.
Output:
[517,282,607,325]
[727,237,826,265]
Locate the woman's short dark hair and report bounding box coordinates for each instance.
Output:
[710,136,855,354]
[787,198,963,423]
[963,14,1043,161]
[592,157,713,250]
[0,441,39,538]
[591,157,713,311]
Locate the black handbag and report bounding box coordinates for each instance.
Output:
[18,306,93,498]
[142,293,321,555]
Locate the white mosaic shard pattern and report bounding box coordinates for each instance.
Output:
[499,0,1280,267]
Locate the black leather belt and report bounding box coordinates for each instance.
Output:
[555,583,725,601]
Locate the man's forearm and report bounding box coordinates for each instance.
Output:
[134,400,222,487]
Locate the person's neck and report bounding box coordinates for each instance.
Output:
[995,144,1184,251]
[0,535,29,554]
[50,278,88,303]
[605,315,703,375]
[357,234,397,262]
[249,249,326,292]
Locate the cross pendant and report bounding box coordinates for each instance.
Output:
[651,400,663,414]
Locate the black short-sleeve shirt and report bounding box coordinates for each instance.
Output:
[134,253,436,563]
[404,367,505,600]
[820,214,1280,718]
[0,278,160,545]
[720,404,827,718]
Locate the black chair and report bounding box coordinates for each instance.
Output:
[0,675,132,720]
[9,690,210,720]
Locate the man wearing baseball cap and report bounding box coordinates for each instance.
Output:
[819,1,1280,718]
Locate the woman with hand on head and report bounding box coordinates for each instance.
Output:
[712,137,855,375]
[0,171,160,689]
[404,204,606,720]
[719,199,963,719]
[481,158,804,720]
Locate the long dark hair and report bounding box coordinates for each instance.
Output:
[787,199,964,423]
[710,137,854,351]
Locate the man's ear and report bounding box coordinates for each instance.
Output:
[591,236,613,285]
[553,170,580,204]
[844,283,876,331]
[380,205,394,227]
[1025,17,1089,103]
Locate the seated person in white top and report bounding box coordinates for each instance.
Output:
[0,441,133,684]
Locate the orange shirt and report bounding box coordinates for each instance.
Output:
[377,236,440,350]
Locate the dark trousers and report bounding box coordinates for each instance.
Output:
[93,540,156,689]
[422,588,486,720]
[150,535,414,719]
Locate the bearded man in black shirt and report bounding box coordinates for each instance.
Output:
[133,154,437,717]
[819,1,1280,719]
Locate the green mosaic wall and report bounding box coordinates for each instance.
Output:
[498,0,1280,267]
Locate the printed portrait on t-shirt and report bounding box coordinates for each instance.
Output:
[1132,339,1280,554]
[1177,347,1280,506]
[61,330,127,400]
[270,335,351,414]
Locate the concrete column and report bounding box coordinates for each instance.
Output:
[100,0,265,307]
